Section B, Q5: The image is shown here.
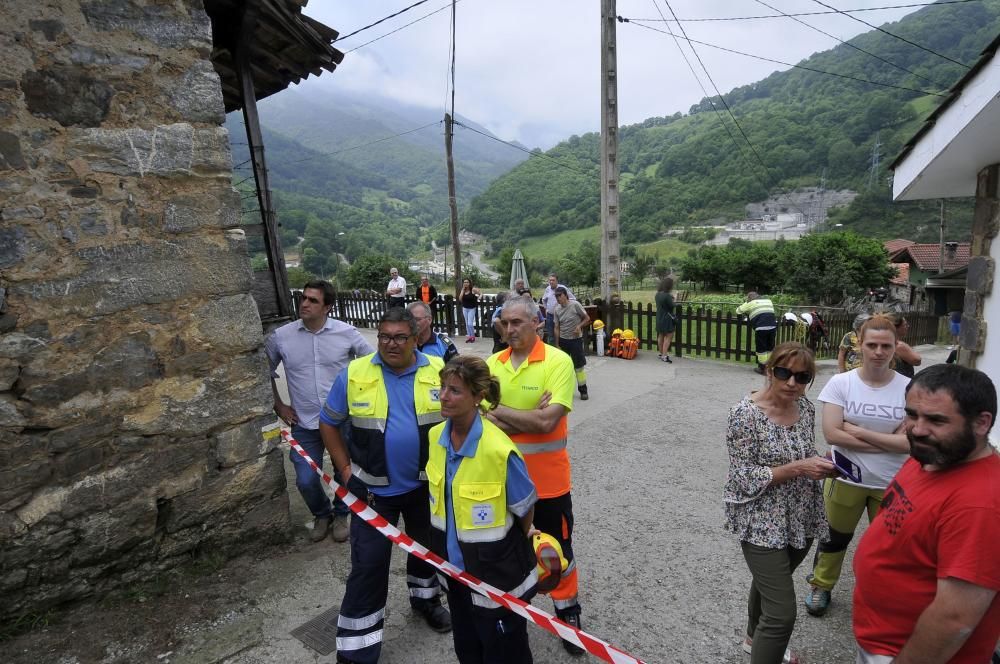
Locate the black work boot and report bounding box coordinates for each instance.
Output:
[557,609,585,656]
[414,599,452,633]
[578,384,589,401]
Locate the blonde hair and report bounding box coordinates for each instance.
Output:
[439,356,500,412]
[859,314,897,343]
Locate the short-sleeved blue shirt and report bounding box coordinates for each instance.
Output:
[321,352,432,496]
[434,415,536,570]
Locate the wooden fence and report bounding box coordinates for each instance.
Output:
[295,292,946,364]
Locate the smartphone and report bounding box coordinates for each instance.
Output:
[832,449,862,483]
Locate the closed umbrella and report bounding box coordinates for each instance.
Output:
[510,249,529,291]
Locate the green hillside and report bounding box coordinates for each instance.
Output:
[466,0,1000,248]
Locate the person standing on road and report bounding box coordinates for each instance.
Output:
[460,278,481,343]
[837,314,869,374]
[319,308,451,664]
[485,295,586,656]
[265,280,373,543]
[655,277,676,363]
[803,315,911,618]
[417,275,438,319]
[852,364,1000,664]
[386,267,407,310]
[887,313,921,379]
[541,274,575,346]
[408,301,459,364]
[553,286,591,401]
[736,291,777,375]
[428,356,538,664]
[725,342,836,664]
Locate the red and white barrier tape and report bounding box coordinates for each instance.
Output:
[268,425,645,664]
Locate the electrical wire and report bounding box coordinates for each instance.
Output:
[342,1,461,55]
[626,0,981,22]
[334,0,433,43]
[451,120,592,176]
[752,0,947,88]
[809,0,971,67]
[622,18,948,97]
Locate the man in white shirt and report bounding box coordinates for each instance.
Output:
[541,273,575,345]
[265,281,373,542]
[386,267,407,310]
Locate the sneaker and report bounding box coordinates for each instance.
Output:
[331,514,350,542]
[559,612,585,656]
[742,636,799,663]
[662,355,672,363]
[804,584,831,616]
[415,602,452,633]
[310,516,331,542]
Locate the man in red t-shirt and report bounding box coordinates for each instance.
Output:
[853,364,1000,664]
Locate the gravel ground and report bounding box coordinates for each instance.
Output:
[0,335,951,664]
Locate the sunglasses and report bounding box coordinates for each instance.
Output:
[771,366,813,384]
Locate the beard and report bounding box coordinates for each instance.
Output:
[907,422,978,469]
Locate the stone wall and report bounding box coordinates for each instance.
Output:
[0,0,289,618]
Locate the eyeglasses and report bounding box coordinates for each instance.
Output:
[772,366,813,384]
[377,333,412,345]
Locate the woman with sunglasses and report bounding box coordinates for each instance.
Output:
[725,342,836,664]
[803,314,911,618]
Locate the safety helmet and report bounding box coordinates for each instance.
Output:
[533,532,568,594]
[611,328,623,337]
[622,329,636,340]
[592,319,605,331]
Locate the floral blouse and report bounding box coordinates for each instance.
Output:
[723,394,828,549]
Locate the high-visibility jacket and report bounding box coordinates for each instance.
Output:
[426,419,536,612]
[735,297,777,330]
[345,353,444,486]
[487,341,574,498]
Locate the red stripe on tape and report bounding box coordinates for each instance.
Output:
[279,428,644,664]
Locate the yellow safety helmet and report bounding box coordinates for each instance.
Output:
[592,319,605,331]
[611,328,623,337]
[622,329,636,340]
[533,532,568,594]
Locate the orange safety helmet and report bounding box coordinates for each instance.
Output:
[533,532,568,594]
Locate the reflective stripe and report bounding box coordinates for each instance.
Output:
[336,630,383,652]
[471,569,537,609]
[408,586,440,599]
[351,462,388,486]
[454,515,515,544]
[418,469,428,481]
[430,514,446,530]
[553,597,579,610]
[416,412,444,426]
[562,559,576,577]
[515,439,567,455]
[407,574,437,587]
[322,404,346,422]
[337,608,385,631]
[351,416,386,432]
[509,488,537,517]
[436,573,450,590]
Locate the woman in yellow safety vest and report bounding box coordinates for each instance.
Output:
[427,356,539,664]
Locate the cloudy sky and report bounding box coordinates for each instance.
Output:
[301,1,930,148]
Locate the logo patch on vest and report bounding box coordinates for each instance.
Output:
[429,389,440,402]
[471,504,494,526]
[351,402,370,408]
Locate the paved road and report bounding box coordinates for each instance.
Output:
[1,336,951,664]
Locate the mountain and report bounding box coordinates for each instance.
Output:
[465,0,1000,249]
[227,90,526,273]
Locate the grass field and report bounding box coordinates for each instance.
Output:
[515,227,601,262]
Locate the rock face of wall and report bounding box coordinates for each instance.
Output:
[0,1,289,618]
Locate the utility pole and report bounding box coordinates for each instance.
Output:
[445,112,462,296]
[866,131,882,191]
[599,0,621,302]
[939,199,946,274]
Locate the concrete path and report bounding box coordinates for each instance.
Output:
[0,336,952,664]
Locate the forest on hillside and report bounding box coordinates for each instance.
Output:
[464,0,1000,248]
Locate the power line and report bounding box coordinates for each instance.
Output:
[626,0,981,22]
[809,0,971,68]
[752,0,947,89]
[276,122,443,166]
[621,18,948,97]
[342,1,461,55]
[334,0,433,43]
[451,120,592,176]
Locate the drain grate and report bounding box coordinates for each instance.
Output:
[290,606,341,655]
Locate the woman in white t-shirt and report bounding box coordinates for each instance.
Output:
[802,314,911,618]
